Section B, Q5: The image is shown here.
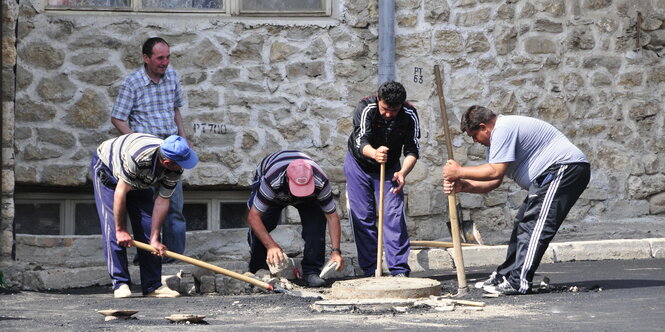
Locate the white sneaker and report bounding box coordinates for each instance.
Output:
[145,285,180,298]
[113,284,132,298]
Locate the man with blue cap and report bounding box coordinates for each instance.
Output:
[91,133,198,298]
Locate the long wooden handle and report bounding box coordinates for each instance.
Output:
[375,163,386,278]
[131,240,273,291]
[411,240,477,248]
[434,65,467,289]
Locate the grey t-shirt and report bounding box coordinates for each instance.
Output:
[487,115,588,189]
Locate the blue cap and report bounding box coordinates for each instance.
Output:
[160,135,198,169]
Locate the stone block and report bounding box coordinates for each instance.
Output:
[425,0,450,23]
[455,8,491,27]
[647,238,665,258]
[525,36,557,54]
[163,274,181,292]
[551,240,652,262]
[409,248,453,272]
[21,266,109,291]
[649,192,665,215]
[19,42,64,69]
[433,30,463,53]
[15,235,105,268]
[199,275,216,294]
[217,275,250,295]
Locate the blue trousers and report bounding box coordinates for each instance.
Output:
[91,153,162,294]
[160,180,186,257]
[344,152,411,276]
[246,191,326,276]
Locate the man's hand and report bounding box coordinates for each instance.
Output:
[391,171,406,194]
[374,146,389,164]
[116,230,133,247]
[266,245,285,267]
[149,239,168,257]
[443,160,462,182]
[443,179,462,195]
[331,251,345,271]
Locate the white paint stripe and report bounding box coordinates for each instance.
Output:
[519,165,567,293]
[93,159,115,283]
[403,108,420,151]
[355,104,375,148]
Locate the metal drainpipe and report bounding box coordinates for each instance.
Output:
[378,0,395,85]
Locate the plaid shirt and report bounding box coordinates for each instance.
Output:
[97,133,182,198]
[111,66,184,138]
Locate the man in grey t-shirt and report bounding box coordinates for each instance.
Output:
[443,105,590,295]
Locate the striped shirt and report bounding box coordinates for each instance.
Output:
[251,151,336,214]
[347,95,420,173]
[97,133,182,198]
[111,66,184,138]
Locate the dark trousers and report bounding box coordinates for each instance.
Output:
[344,152,411,276]
[246,194,327,276]
[91,153,162,294]
[497,163,590,294]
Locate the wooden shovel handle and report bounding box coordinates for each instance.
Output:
[131,240,273,291]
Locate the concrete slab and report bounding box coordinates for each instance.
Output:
[551,239,652,262]
[329,277,441,300]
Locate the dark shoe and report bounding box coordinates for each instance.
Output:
[475,272,502,289]
[484,280,520,295]
[304,274,325,287]
[393,273,408,278]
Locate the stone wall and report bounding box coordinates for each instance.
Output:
[1,0,18,263]
[8,0,665,251]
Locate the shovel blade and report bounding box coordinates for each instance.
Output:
[446,220,483,245]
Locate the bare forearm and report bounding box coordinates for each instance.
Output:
[174,107,187,139]
[150,196,170,243]
[459,163,505,182]
[325,211,342,249]
[458,178,502,194]
[399,155,417,177]
[111,117,133,135]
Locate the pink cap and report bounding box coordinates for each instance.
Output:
[286,159,315,197]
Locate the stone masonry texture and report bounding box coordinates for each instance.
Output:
[2,0,665,267]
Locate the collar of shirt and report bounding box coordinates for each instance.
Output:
[140,66,172,86]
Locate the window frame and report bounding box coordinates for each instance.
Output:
[42,0,333,16]
[14,190,257,235]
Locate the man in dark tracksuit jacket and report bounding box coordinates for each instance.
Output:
[344,81,420,277]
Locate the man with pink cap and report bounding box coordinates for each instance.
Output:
[246,150,344,287]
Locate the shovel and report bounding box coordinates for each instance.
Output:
[434,66,483,246]
[131,240,303,297]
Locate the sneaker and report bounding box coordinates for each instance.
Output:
[393,273,408,278]
[475,272,502,289]
[304,274,326,287]
[145,285,180,298]
[113,284,132,298]
[484,280,520,295]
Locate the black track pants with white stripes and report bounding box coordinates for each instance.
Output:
[497,162,591,294]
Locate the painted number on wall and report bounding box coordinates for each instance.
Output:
[193,122,227,135]
[413,67,423,84]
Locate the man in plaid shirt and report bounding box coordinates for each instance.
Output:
[111,37,189,261]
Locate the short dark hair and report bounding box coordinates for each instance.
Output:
[377,81,407,108]
[142,37,169,58]
[461,105,497,132]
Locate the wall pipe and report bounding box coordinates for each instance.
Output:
[378,0,395,85]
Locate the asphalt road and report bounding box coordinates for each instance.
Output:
[1,259,663,331]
